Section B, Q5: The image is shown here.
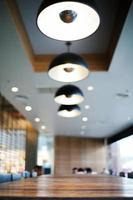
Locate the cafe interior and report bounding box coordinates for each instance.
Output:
[0,0,133,199]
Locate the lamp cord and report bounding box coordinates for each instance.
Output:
[66,41,71,53]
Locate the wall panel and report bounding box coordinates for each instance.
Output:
[54,136,106,175]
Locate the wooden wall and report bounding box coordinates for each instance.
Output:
[0,93,38,173]
[25,122,38,172]
[54,136,106,175]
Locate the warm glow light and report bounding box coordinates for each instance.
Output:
[11,87,19,93]
[48,63,89,82]
[84,105,90,109]
[25,106,32,111]
[41,125,46,130]
[58,109,81,118]
[82,117,88,122]
[58,105,81,117]
[87,86,94,91]
[37,1,100,41]
[34,117,40,122]
[55,85,84,105]
[55,94,84,105]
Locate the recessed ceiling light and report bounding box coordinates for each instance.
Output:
[128,117,131,121]
[87,86,94,91]
[82,117,88,122]
[34,117,40,122]
[11,86,19,93]
[25,106,32,111]
[81,125,86,129]
[81,131,85,135]
[84,105,90,109]
[41,125,46,130]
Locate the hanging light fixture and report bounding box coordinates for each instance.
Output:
[55,85,84,105]
[58,104,81,117]
[48,42,89,82]
[37,0,100,41]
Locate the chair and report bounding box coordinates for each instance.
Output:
[11,173,21,181]
[119,171,125,177]
[85,167,92,173]
[128,172,133,178]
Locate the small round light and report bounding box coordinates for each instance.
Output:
[81,125,86,129]
[41,125,46,130]
[82,117,88,122]
[55,85,84,105]
[58,105,81,118]
[11,87,19,93]
[81,131,85,135]
[34,117,40,122]
[128,117,131,121]
[37,1,100,41]
[84,105,90,109]
[87,86,94,91]
[25,106,32,111]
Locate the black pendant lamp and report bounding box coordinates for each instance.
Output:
[55,85,84,105]
[58,104,81,117]
[37,0,100,41]
[48,42,89,82]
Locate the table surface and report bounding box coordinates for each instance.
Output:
[0,174,133,198]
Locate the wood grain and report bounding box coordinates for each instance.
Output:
[54,136,106,175]
[0,175,133,198]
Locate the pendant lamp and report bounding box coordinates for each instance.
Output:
[55,85,84,105]
[58,104,81,117]
[37,0,100,41]
[48,42,89,82]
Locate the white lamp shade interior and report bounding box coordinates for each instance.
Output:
[58,108,81,117]
[37,1,100,41]
[55,94,84,105]
[48,63,89,82]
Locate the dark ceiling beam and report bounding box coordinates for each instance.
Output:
[107,125,133,144]
[107,0,132,65]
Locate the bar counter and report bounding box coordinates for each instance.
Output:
[0,175,133,199]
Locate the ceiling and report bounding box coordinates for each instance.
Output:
[0,0,133,138]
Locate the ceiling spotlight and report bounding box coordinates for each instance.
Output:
[55,85,84,105]
[25,106,32,111]
[58,105,81,117]
[84,105,90,109]
[34,117,40,122]
[37,0,100,41]
[48,52,89,82]
[41,125,46,130]
[87,86,94,91]
[82,117,88,122]
[81,125,86,129]
[81,131,85,135]
[11,86,19,93]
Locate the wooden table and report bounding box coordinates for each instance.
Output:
[0,175,133,199]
